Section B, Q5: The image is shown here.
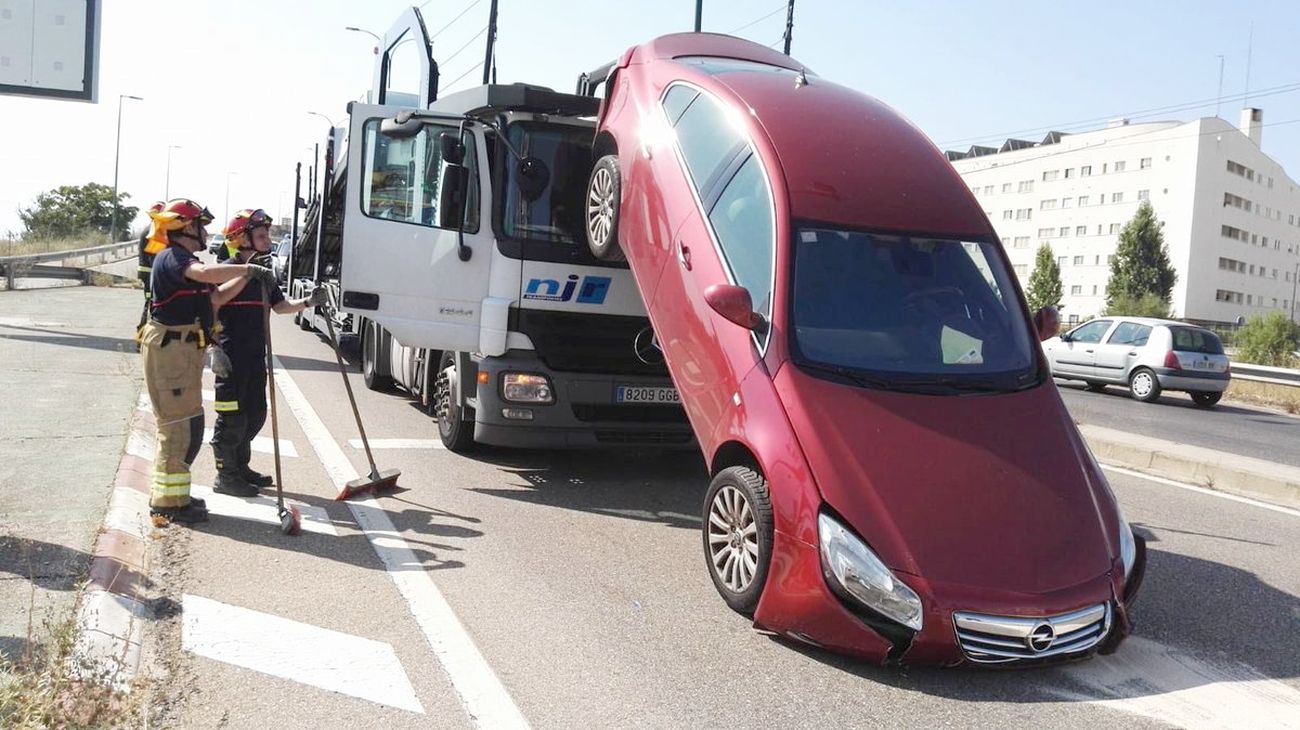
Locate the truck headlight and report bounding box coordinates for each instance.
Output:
[502,373,554,404]
[818,512,923,631]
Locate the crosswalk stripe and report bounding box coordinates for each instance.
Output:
[189,484,337,535]
[181,594,423,713]
[202,428,298,458]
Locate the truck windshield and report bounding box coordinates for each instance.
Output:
[791,226,1039,393]
[500,122,594,251]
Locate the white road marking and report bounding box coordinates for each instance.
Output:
[1103,464,1300,518]
[349,438,444,450]
[271,356,529,729]
[201,428,298,458]
[1052,635,1300,728]
[190,484,337,535]
[203,389,215,402]
[181,594,424,714]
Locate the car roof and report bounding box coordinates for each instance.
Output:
[630,34,990,239]
[1082,316,1214,331]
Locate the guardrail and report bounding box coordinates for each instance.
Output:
[0,239,136,289]
[1232,361,1300,386]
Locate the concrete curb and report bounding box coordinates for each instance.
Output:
[1080,423,1300,509]
[72,394,156,690]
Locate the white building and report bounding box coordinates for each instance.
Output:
[947,109,1300,325]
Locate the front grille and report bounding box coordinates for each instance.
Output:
[573,404,689,424]
[953,603,1111,664]
[594,430,694,445]
[512,309,668,376]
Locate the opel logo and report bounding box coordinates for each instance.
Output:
[1026,623,1055,653]
[634,326,663,365]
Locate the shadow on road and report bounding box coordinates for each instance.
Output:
[0,322,137,354]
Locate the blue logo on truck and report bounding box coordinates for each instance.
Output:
[524,275,611,305]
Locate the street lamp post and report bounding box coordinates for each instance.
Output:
[224,172,239,225]
[344,26,381,55]
[307,111,340,129]
[1291,262,1298,325]
[111,94,144,242]
[165,145,182,200]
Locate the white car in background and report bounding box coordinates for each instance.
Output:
[1042,317,1231,407]
[270,239,291,284]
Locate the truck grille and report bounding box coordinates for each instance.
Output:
[594,430,694,445]
[572,404,689,424]
[512,309,668,376]
[952,603,1110,664]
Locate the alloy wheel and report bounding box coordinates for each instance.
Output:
[707,485,759,593]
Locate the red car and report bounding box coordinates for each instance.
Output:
[580,33,1146,666]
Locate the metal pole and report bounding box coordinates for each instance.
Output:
[165,145,181,200]
[1215,54,1224,118]
[482,0,499,85]
[783,0,795,55]
[1291,262,1298,324]
[694,0,702,32]
[110,95,141,241]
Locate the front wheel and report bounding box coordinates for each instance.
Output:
[585,154,626,262]
[433,351,476,453]
[361,323,393,391]
[1191,391,1222,408]
[1129,367,1162,403]
[703,466,774,616]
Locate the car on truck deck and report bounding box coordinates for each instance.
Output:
[578,32,1145,666]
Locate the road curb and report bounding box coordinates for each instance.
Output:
[1080,423,1300,509]
[72,388,156,690]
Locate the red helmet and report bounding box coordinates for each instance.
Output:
[148,200,165,214]
[222,208,272,249]
[148,198,213,247]
[159,198,214,225]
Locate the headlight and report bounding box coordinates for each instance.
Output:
[1117,504,1136,582]
[818,512,923,631]
[502,373,554,404]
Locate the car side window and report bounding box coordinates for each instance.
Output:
[708,154,774,319]
[668,86,746,196]
[1069,319,1111,344]
[1107,322,1151,346]
[361,119,479,233]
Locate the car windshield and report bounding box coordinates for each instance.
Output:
[791,226,1039,393]
[211,234,225,242]
[500,122,592,248]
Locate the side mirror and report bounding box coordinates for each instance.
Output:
[1059,331,1072,343]
[439,131,466,165]
[516,157,551,202]
[380,115,423,139]
[438,163,469,232]
[705,284,767,333]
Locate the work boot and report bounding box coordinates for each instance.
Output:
[241,467,274,489]
[213,473,260,498]
[150,502,210,525]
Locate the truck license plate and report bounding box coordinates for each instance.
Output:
[615,386,680,404]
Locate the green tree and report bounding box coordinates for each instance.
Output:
[18,183,138,241]
[1105,201,1176,311]
[1025,243,1063,312]
[1104,293,1173,318]
[1236,311,1300,367]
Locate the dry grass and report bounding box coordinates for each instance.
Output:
[1,234,109,258]
[1227,379,1300,415]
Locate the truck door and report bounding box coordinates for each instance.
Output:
[339,104,491,352]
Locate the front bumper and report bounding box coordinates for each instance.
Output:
[752,527,1146,667]
[1154,367,1230,393]
[472,349,695,449]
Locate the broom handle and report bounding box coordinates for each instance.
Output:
[262,288,284,506]
[322,305,381,477]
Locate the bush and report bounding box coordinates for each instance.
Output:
[1236,312,1300,367]
[1103,293,1172,319]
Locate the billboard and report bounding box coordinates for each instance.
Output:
[0,0,100,102]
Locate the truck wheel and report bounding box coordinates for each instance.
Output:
[361,323,393,391]
[585,155,626,262]
[703,466,774,617]
[433,351,475,452]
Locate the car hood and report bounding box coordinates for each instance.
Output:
[775,363,1115,594]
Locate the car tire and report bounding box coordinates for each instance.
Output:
[1129,367,1161,403]
[298,306,313,331]
[361,323,394,392]
[585,154,626,262]
[1084,381,1107,392]
[1191,391,1222,408]
[433,350,475,453]
[702,466,774,617]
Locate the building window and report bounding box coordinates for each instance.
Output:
[1003,210,1013,220]
[1071,285,1083,295]
[983,185,994,195]
[1112,192,1124,203]
[1249,264,1256,275]
[1014,264,1028,276]
[1078,195,1090,206]
[1062,197,1073,208]
[1080,165,1092,177]
[1064,168,1074,179]
[1076,226,1087,236]
[1041,199,1057,210]
[1247,295,1254,305]
[1114,161,1127,172]
[1038,227,1054,238]
[1227,160,1255,180]
[1000,237,1009,246]
[1002,182,1012,193]
[1109,223,1121,234]
[1140,157,1151,169]
[1018,180,1034,193]
[1138,189,1150,201]
[1095,255,1102,265]
[1057,256,1068,266]
[1221,225,1249,242]
[1073,256,1085,265]
[1043,170,1060,182]
[1016,208,1032,220]
[1215,289,1241,302]
[1060,226,1070,237]
[1092,285,1099,295]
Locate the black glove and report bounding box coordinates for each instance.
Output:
[307,286,330,307]
[209,346,233,378]
[246,264,276,286]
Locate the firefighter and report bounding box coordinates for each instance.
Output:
[141,199,277,524]
[135,201,166,342]
[209,208,321,496]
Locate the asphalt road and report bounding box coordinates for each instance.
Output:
[1055,380,1300,468]
[146,312,1300,729]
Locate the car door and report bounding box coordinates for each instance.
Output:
[339,104,491,351]
[1095,321,1151,383]
[1052,319,1113,378]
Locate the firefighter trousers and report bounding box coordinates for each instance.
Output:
[210,364,268,480]
[139,321,206,509]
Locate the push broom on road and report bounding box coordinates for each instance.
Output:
[262,289,301,535]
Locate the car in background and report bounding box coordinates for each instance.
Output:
[580,33,1144,666]
[270,238,292,283]
[207,232,227,256]
[1042,317,1230,407]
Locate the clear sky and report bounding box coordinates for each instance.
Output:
[2,0,1297,238]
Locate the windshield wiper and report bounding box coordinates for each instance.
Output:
[796,361,902,391]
